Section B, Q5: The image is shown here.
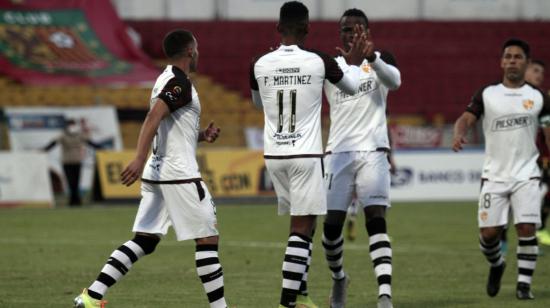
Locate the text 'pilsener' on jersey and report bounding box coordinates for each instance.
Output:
[249,44,361,158]
[466,82,550,181]
[142,65,203,182]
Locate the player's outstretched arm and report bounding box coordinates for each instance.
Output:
[452,112,477,152]
[121,99,169,186]
[199,121,221,143]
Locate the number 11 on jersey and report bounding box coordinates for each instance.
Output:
[277,89,297,133]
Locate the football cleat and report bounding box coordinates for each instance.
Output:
[486,262,506,297]
[329,275,349,308]
[516,282,534,300]
[73,289,107,308]
[377,295,393,308]
[536,230,550,246]
[296,294,318,308]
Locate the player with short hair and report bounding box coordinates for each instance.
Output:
[73,29,227,308]
[322,8,401,308]
[250,2,368,307]
[453,38,550,300]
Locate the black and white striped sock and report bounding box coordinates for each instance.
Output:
[517,236,538,285]
[367,217,392,298]
[196,244,227,308]
[480,237,504,267]
[280,233,311,307]
[322,223,345,280]
[299,241,313,296]
[88,236,159,300]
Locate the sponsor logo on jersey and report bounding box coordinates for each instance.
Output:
[491,114,533,131]
[272,132,303,146]
[334,78,378,103]
[276,67,300,74]
[173,86,182,95]
[523,99,534,110]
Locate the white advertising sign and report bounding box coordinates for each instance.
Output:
[391,150,485,202]
[0,152,53,207]
[4,106,123,195]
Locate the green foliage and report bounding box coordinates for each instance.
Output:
[0,203,549,307]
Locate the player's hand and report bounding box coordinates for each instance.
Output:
[363,29,375,61]
[203,121,221,143]
[337,24,367,66]
[452,135,467,152]
[121,158,145,186]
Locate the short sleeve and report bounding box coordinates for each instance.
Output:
[157,77,192,112]
[539,92,550,127]
[249,58,259,91]
[466,87,485,118]
[379,50,398,68]
[316,51,344,84]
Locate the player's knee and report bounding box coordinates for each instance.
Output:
[324,210,346,225]
[364,205,386,220]
[323,222,343,240]
[132,234,161,255]
[516,223,536,237]
[366,216,387,235]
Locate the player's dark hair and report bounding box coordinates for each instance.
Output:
[340,8,369,28]
[163,29,194,59]
[502,38,530,59]
[532,59,545,68]
[278,1,309,37]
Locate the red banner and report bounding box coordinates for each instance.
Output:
[0,0,158,85]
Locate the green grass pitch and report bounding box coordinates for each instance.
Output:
[1,202,550,307]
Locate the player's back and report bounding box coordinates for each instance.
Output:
[252,45,342,157]
[142,65,201,181]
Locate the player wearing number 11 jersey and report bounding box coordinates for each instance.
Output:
[249,2,367,307]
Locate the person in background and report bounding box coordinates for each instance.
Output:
[43,118,106,206]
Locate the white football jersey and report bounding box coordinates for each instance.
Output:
[250,45,347,157]
[467,82,550,181]
[324,52,400,152]
[142,65,202,181]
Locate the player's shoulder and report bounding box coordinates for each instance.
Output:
[524,82,548,98]
[377,50,398,67]
[475,80,502,95]
[251,48,275,67]
[297,46,335,62]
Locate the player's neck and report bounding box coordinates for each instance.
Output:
[281,36,304,47]
[502,78,525,89]
[171,60,191,75]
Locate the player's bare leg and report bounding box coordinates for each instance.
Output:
[323,210,348,308]
[515,223,538,300]
[364,206,393,308]
[480,226,506,297]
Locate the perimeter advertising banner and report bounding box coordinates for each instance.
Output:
[95,149,273,200]
[95,149,485,202]
[0,0,158,85]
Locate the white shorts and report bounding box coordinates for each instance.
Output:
[325,151,391,211]
[265,157,327,216]
[478,179,541,228]
[133,180,219,241]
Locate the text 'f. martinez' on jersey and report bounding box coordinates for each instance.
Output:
[250,44,359,158]
[142,65,202,182]
[466,82,550,181]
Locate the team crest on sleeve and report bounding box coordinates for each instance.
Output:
[522,99,534,110]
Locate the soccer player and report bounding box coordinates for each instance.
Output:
[525,60,550,245]
[73,29,227,308]
[453,39,550,300]
[322,8,401,308]
[249,2,368,307]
